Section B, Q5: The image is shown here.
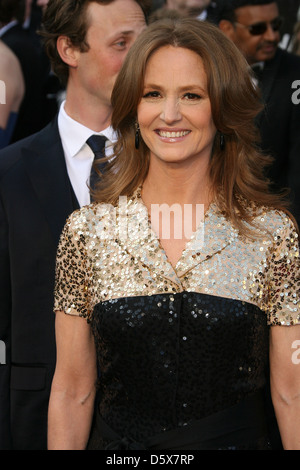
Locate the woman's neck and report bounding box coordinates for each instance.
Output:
[141,158,213,209]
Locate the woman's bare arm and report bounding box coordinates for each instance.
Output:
[48,311,97,450]
[270,324,300,450]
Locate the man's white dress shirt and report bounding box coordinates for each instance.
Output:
[0,20,18,37]
[58,101,116,207]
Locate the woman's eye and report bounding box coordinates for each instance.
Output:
[183,93,201,100]
[143,91,161,99]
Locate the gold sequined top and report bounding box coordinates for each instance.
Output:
[54,188,299,326]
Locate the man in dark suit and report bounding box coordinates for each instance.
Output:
[218,0,300,226]
[0,0,147,450]
[217,0,300,450]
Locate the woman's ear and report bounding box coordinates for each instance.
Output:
[56,36,79,68]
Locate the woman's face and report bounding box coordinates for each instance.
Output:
[137,45,216,169]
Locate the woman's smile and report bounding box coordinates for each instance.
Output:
[137,45,216,166]
[155,128,191,141]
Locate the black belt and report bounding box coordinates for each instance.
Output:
[95,390,268,450]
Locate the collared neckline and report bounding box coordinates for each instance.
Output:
[114,187,239,287]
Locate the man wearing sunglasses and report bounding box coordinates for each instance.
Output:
[217,0,300,451]
[218,0,283,63]
[218,0,300,230]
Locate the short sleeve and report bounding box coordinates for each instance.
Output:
[268,216,300,326]
[53,212,93,321]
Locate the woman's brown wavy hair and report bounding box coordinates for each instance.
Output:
[94,18,297,235]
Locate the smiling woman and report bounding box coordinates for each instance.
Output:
[101,17,288,234]
[137,45,216,171]
[52,18,300,450]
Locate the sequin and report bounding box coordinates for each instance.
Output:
[53,189,299,449]
[54,188,299,326]
[87,292,270,449]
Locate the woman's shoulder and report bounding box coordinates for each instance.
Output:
[252,205,297,230]
[249,204,299,246]
[68,201,116,223]
[249,202,288,220]
[63,201,118,239]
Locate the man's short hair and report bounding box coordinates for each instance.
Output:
[217,0,277,22]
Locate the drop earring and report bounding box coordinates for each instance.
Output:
[220,133,225,151]
[135,123,140,150]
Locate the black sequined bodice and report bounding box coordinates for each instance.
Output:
[90,292,270,449]
[54,193,299,450]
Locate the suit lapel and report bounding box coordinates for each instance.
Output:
[257,48,282,127]
[255,50,281,128]
[261,50,281,100]
[22,118,79,246]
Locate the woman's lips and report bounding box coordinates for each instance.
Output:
[156,129,191,139]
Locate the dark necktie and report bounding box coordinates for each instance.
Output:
[251,63,264,83]
[86,134,107,192]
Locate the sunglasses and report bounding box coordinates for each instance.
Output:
[234,16,284,36]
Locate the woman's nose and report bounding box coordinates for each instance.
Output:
[160,97,181,124]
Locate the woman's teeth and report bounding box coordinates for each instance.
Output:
[158,130,190,138]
